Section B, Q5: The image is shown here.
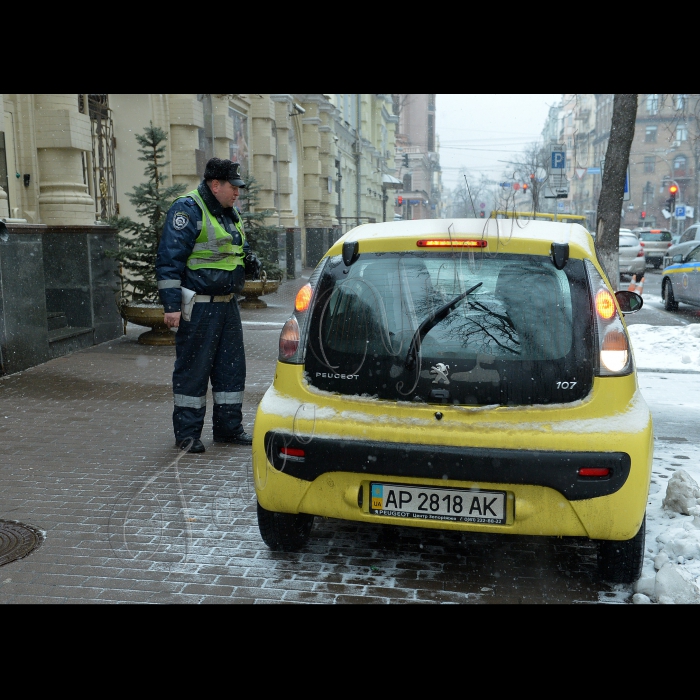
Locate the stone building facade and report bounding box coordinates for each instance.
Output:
[554,93,699,234]
[0,93,403,373]
[392,94,443,220]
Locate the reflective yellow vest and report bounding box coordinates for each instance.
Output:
[179,189,246,271]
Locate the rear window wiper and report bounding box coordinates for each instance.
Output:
[404,282,483,370]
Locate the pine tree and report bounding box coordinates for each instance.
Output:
[238,175,283,281]
[108,123,186,303]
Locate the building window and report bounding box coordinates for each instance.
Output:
[645,125,657,142]
[403,174,412,192]
[646,94,659,114]
[674,155,687,177]
[644,156,655,173]
[675,125,688,145]
[427,113,434,152]
[675,94,687,110]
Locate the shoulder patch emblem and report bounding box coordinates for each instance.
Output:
[173,211,189,230]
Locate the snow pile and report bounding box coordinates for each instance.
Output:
[628,323,700,371]
[634,469,700,604]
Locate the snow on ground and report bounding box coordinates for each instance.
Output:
[619,313,700,603]
[628,320,700,374]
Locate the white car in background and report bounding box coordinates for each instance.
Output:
[619,232,646,279]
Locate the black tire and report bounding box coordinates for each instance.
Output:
[257,500,314,551]
[663,278,678,311]
[596,515,645,584]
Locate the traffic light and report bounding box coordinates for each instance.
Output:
[522,183,529,195]
[397,196,403,206]
[402,153,409,168]
[479,211,485,218]
[641,211,646,220]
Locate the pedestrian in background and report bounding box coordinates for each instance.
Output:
[156,157,253,453]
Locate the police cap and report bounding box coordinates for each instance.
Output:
[203,157,246,188]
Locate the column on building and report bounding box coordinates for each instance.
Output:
[212,95,234,160]
[318,100,336,228]
[271,95,295,228]
[168,94,204,192]
[0,93,7,218]
[250,94,277,223]
[150,94,173,185]
[34,94,95,225]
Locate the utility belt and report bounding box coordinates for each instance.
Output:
[194,293,235,303]
[181,287,234,321]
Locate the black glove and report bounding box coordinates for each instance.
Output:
[245,252,262,279]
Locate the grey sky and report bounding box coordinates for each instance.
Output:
[436,94,562,191]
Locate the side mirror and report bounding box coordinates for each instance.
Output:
[673,254,683,263]
[615,290,643,314]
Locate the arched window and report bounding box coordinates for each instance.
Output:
[674,155,687,177]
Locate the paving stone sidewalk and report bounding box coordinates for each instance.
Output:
[0,272,610,604]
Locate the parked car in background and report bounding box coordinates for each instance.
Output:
[255,218,651,584]
[661,240,700,311]
[677,223,700,246]
[620,227,636,238]
[619,232,646,280]
[632,228,674,268]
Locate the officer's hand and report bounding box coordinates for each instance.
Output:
[164,311,181,329]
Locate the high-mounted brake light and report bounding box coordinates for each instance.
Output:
[595,289,616,319]
[278,317,300,360]
[295,283,313,312]
[416,239,487,248]
[578,467,611,477]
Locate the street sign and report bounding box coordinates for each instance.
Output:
[600,159,630,201]
[545,143,568,199]
[587,167,601,175]
[550,146,566,172]
[675,205,686,220]
[479,202,485,209]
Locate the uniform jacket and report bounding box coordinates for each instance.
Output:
[156,181,249,313]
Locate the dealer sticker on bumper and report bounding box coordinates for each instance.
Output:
[370,482,506,524]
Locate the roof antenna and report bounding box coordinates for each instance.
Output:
[464,174,477,217]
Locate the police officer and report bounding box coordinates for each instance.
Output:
[156,157,253,453]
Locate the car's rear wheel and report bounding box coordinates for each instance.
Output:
[663,278,678,311]
[596,515,645,584]
[257,500,314,551]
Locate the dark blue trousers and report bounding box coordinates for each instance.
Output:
[172,299,246,441]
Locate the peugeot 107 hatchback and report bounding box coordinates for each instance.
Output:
[253,219,652,584]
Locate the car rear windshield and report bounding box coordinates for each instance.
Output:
[640,231,672,242]
[619,235,639,247]
[304,252,594,406]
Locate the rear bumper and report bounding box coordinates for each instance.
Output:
[254,367,653,540]
[264,431,630,501]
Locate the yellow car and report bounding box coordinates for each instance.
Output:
[253,219,652,584]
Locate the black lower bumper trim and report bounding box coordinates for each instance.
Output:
[264,431,631,501]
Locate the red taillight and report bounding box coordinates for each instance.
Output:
[595,289,616,319]
[637,250,645,257]
[280,447,305,458]
[640,241,645,246]
[668,242,672,248]
[578,467,611,477]
[416,239,487,248]
[278,317,300,360]
[295,284,313,312]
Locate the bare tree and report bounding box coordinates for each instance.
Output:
[596,94,638,290]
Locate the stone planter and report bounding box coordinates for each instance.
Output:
[240,274,281,309]
[120,302,175,346]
